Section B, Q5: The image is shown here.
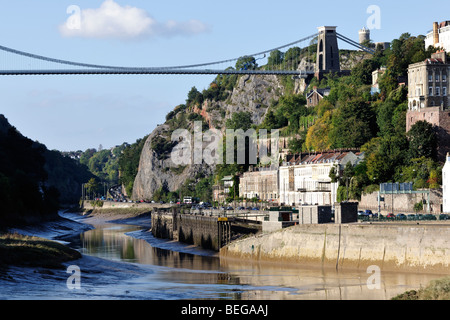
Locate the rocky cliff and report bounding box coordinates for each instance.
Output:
[132,74,289,200]
[131,50,370,201]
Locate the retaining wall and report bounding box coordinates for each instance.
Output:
[151,210,231,251]
[220,223,450,274]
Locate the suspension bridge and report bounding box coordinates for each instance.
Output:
[0,27,374,77]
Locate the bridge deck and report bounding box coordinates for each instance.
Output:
[0,68,313,76]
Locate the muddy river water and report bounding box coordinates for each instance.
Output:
[65,220,445,300]
[0,213,446,301]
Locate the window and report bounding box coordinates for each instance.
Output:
[436,87,441,96]
[429,74,433,82]
[444,74,447,82]
[436,74,441,82]
[444,87,448,96]
[429,87,434,96]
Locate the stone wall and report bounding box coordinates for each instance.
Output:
[151,210,176,240]
[220,223,450,274]
[177,214,221,251]
[151,210,231,251]
[359,190,442,214]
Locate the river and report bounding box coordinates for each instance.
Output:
[0,212,445,300]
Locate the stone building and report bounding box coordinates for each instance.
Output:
[407,51,450,161]
[306,87,331,107]
[212,176,234,204]
[279,150,364,206]
[359,27,370,45]
[239,165,279,203]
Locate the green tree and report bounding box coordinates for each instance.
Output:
[225,112,253,131]
[407,121,438,161]
[186,87,204,106]
[236,56,257,71]
[329,97,376,148]
[119,136,148,196]
[267,50,284,67]
[85,178,98,199]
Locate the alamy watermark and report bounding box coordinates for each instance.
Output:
[66,265,81,290]
[66,5,81,30]
[366,5,381,30]
[366,265,382,290]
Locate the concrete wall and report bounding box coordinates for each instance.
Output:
[298,205,332,224]
[220,223,450,274]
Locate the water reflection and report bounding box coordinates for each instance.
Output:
[77,224,220,271]
[72,223,446,300]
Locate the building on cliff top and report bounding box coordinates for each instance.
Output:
[407,51,450,162]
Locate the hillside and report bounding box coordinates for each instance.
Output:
[129,33,443,203]
[132,73,294,201]
[0,115,94,226]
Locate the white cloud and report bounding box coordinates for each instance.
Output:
[59,0,210,40]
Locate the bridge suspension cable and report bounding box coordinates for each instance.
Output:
[336,32,375,54]
[0,31,372,76]
[0,33,319,73]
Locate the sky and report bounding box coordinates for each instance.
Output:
[0,0,449,152]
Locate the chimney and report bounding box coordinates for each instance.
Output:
[434,22,440,46]
[431,51,447,63]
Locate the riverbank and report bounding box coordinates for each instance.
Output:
[0,211,160,300]
[0,233,81,269]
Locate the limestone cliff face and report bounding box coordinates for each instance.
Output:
[132,75,288,200]
[132,123,214,201]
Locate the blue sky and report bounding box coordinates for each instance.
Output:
[0,0,449,151]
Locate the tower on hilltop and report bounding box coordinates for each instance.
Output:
[359,27,371,45]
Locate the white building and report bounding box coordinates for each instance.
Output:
[279,151,365,206]
[443,154,450,213]
[425,21,450,52]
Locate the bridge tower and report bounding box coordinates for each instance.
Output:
[315,26,340,77]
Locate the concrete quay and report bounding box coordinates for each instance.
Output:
[220,222,450,274]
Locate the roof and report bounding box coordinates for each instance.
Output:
[221,176,234,181]
[306,87,331,99]
[282,150,364,167]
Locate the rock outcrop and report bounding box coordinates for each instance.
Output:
[132,75,288,200]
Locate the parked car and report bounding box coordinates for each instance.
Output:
[252,207,260,211]
[396,213,407,220]
[407,214,416,220]
[423,214,437,220]
[439,214,449,220]
[386,213,395,219]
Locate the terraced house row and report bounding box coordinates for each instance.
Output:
[238,150,365,206]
